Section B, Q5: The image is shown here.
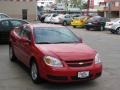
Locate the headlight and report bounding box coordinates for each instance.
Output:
[43,56,63,67]
[95,53,101,64]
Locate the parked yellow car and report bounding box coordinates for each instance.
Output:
[71,16,90,28]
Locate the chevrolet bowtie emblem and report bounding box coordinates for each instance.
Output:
[79,62,84,65]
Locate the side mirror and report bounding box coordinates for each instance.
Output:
[80,38,83,43]
[78,37,83,43]
[21,37,31,44]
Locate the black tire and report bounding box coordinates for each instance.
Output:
[30,61,42,84]
[110,30,115,34]
[63,21,67,26]
[73,26,76,28]
[116,27,120,34]
[86,28,90,30]
[100,26,104,31]
[9,45,16,62]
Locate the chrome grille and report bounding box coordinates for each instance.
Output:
[65,59,93,67]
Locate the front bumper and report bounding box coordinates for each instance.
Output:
[71,22,84,27]
[40,64,102,83]
[109,29,117,33]
[85,24,101,30]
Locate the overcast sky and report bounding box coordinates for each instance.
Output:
[84,0,104,5]
[94,0,104,5]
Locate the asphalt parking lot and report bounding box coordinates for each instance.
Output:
[0,27,120,90]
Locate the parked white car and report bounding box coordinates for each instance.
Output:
[50,14,64,24]
[44,13,58,23]
[105,18,120,34]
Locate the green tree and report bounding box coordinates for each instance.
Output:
[70,0,82,8]
[81,1,88,9]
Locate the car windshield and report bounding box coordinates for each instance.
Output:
[34,27,80,44]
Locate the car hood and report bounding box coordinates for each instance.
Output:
[35,43,96,61]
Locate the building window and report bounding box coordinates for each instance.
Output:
[22,9,28,20]
[16,0,20,1]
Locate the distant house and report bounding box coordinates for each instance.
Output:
[0,0,37,21]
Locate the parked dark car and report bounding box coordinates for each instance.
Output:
[0,18,29,44]
[0,13,10,19]
[38,14,48,23]
[85,16,106,31]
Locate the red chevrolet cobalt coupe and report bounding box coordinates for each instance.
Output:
[9,23,102,83]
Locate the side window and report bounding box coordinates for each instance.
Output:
[1,15,9,18]
[1,20,10,28]
[20,27,31,40]
[10,20,22,27]
[65,15,70,18]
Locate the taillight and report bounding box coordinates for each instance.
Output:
[109,23,113,26]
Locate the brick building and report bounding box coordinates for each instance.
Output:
[0,0,37,21]
[104,0,120,18]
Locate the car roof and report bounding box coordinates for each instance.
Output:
[0,13,10,17]
[0,18,29,23]
[0,13,8,15]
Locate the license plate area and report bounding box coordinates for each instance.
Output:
[78,71,89,78]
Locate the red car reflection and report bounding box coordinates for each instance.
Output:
[9,24,102,83]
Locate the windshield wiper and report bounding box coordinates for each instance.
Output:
[53,41,80,44]
[36,42,52,44]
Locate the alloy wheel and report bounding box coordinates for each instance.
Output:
[63,22,67,26]
[31,62,38,80]
[100,26,104,31]
[117,28,120,34]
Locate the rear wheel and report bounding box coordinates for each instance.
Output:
[86,27,90,30]
[9,45,16,62]
[116,27,120,34]
[100,26,104,31]
[73,26,76,28]
[110,30,115,34]
[30,61,42,84]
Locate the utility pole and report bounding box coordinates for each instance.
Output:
[87,0,90,15]
[108,1,112,21]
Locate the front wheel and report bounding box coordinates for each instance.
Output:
[73,26,76,28]
[30,61,42,84]
[100,26,104,31]
[63,21,67,26]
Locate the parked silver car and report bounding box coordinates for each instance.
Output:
[105,18,120,34]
